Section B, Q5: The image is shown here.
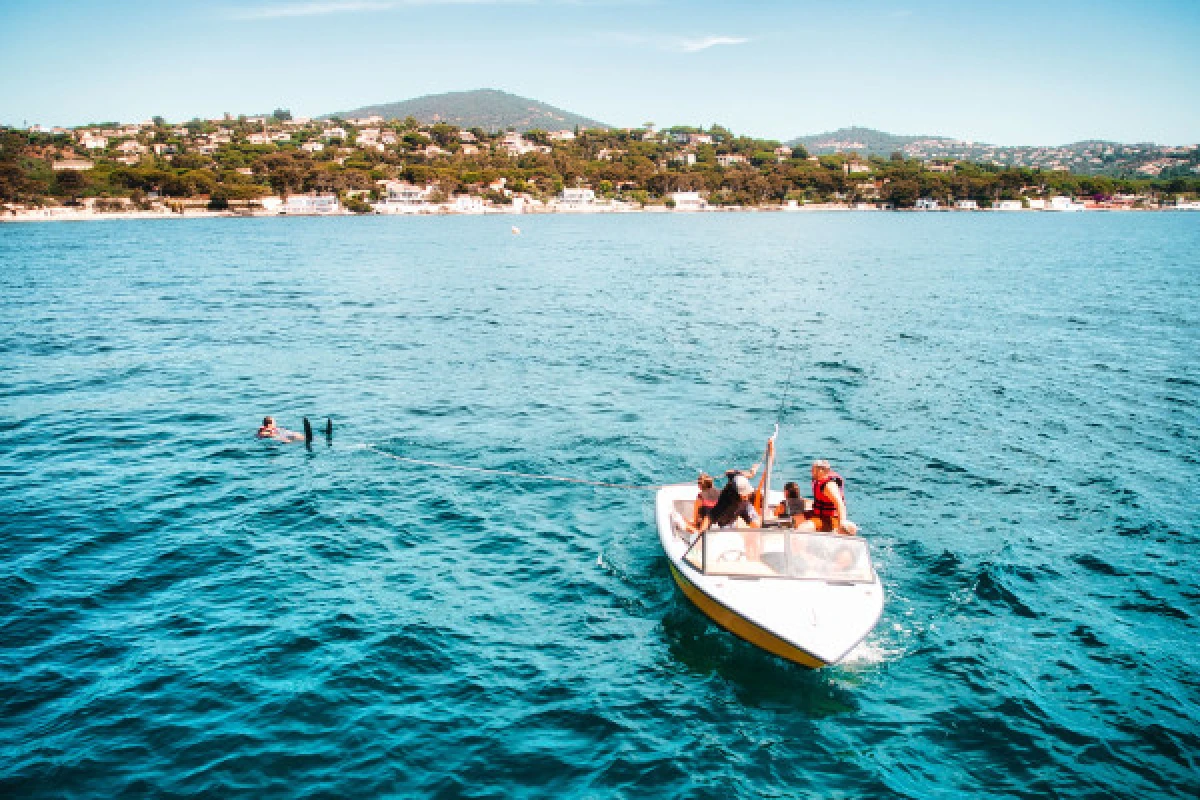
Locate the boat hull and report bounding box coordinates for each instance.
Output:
[667,562,827,668]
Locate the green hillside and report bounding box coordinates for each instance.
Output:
[788,126,936,156]
[331,89,608,132]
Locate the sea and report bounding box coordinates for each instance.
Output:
[1,212,1197,798]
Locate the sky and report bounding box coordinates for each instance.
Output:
[2,0,1198,145]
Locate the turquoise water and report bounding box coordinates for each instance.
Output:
[1,214,1197,798]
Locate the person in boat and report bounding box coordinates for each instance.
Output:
[256,416,305,443]
[794,460,857,534]
[690,473,721,530]
[695,464,762,534]
[774,481,809,525]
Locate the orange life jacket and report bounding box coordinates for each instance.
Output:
[811,473,845,520]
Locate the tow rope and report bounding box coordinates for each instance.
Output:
[364,445,663,492]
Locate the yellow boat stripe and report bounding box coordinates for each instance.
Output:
[668,563,828,669]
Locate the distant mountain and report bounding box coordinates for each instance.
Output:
[788,126,1197,177]
[788,126,942,157]
[330,89,608,132]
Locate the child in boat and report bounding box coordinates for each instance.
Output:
[691,473,721,531]
[774,481,809,525]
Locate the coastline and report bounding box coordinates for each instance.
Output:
[1,203,1185,223]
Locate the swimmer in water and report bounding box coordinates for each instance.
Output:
[257,416,333,446]
[257,416,305,442]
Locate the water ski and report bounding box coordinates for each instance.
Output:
[303,417,313,447]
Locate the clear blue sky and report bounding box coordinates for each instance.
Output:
[2,0,1197,144]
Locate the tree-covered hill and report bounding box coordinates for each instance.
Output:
[789,126,933,157]
[331,89,608,132]
[789,127,1193,177]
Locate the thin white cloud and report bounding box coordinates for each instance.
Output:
[600,32,750,53]
[232,0,532,20]
[676,35,748,52]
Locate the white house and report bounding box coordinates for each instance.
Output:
[671,152,697,166]
[283,194,340,215]
[915,197,939,210]
[81,134,108,150]
[557,187,596,207]
[322,127,348,141]
[954,199,979,210]
[548,129,575,141]
[52,159,94,171]
[453,195,485,213]
[499,133,537,156]
[246,132,271,145]
[374,181,434,212]
[669,191,707,211]
[716,153,748,167]
[993,200,1023,211]
[1048,196,1085,212]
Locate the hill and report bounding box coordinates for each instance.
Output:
[330,89,608,132]
[788,126,939,157]
[787,126,1194,177]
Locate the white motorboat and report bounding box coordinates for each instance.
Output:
[656,440,884,668]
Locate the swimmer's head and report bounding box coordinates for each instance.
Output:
[262,416,274,427]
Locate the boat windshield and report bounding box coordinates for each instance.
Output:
[687,529,874,582]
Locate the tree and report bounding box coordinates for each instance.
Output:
[886,179,919,208]
[272,108,293,122]
[53,169,89,200]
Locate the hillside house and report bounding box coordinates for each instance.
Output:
[669,191,707,211]
[453,195,485,213]
[283,193,340,215]
[557,187,596,207]
[381,181,433,206]
[52,159,94,171]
